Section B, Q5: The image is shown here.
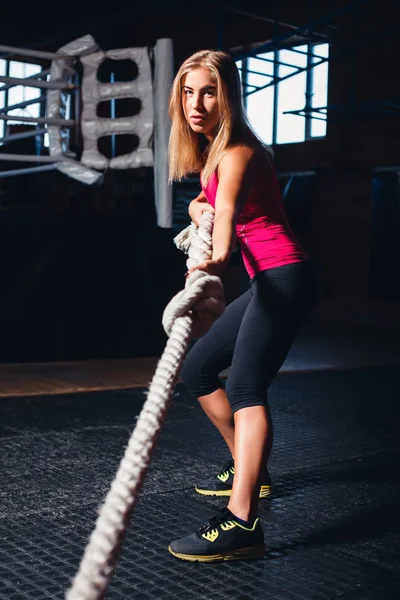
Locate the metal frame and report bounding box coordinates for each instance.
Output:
[237,40,329,144]
[230,0,368,61]
[0,128,47,145]
[226,0,399,144]
[225,0,364,145]
[0,49,77,180]
[244,50,328,98]
[0,44,78,61]
[0,65,52,146]
[0,163,58,178]
[0,153,65,163]
[0,75,76,90]
[285,102,400,120]
[0,95,47,115]
[0,113,75,126]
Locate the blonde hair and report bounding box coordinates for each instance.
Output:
[168,49,272,185]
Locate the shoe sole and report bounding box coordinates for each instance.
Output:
[168,543,265,562]
[195,485,272,499]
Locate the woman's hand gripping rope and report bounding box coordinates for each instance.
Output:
[162,212,225,339]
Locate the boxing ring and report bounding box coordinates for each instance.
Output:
[0,35,173,228]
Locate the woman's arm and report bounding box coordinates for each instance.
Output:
[188,145,256,277]
[188,190,214,226]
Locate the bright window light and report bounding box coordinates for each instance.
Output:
[247,53,275,145]
[276,45,307,144]
[311,43,329,137]
[0,59,72,151]
[243,43,329,145]
[236,59,243,84]
[8,61,42,125]
[0,59,6,139]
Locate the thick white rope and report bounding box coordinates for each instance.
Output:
[66,211,224,599]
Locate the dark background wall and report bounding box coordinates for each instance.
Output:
[0,0,399,363]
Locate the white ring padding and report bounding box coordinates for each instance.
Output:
[47,34,99,157]
[80,47,154,170]
[46,34,103,186]
[153,38,174,228]
[56,158,103,185]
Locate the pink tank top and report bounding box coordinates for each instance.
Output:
[201,165,308,279]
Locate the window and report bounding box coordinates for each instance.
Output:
[246,53,275,145]
[0,58,7,140]
[236,43,329,145]
[310,44,329,137]
[0,59,49,147]
[7,61,42,123]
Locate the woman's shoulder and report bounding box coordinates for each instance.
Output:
[218,144,256,172]
[223,143,256,159]
[218,143,271,175]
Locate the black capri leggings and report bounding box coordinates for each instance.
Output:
[180,260,318,413]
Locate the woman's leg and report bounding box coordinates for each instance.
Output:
[228,406,269,521]
[225,261,318,521]
[169,262,318,561]
[180,287,253,455]
[198,389,273,462]
[197,388,235,455]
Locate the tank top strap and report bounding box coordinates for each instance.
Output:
[201,171,218,208]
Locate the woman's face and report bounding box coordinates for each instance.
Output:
[182,68,220,140]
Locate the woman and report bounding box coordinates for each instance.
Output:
[167,49,318,562]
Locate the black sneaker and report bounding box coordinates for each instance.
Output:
[168,507,265,562]
[195,459,272,499]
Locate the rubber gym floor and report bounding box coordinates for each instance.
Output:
[0,365,399,599]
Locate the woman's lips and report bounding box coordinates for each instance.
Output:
[191,116,206,124]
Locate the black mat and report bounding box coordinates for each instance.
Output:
[0,367,399,599]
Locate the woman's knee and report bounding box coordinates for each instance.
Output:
[180,354,199,391]
[224,378,267,413]
[180,355,220,398]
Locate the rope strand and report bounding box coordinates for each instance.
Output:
[66,212,224,599]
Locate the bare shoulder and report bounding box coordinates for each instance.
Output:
[219,145,256,172]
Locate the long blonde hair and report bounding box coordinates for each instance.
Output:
[168,49,272,185]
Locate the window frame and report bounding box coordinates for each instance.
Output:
[0,57,46,145]
[237,42,329,145]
